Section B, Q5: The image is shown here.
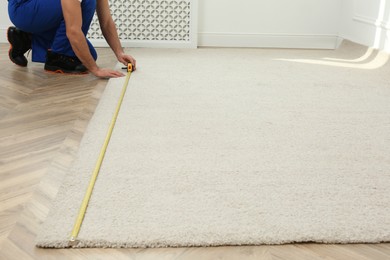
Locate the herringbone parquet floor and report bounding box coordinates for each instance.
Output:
[0,43,389,260]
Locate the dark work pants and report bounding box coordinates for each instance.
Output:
[8,0,98,63]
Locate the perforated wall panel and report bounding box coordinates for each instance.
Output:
[88,0,197,48]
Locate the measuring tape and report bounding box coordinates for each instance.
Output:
[69,63,133,246]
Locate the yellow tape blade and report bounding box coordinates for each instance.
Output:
[69,69,132,246]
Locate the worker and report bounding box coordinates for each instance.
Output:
[7,0,136,78]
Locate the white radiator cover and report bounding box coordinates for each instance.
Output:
[88,0,198,48]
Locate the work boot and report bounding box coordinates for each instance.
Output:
[44,50,88,74]
[7,26,32,67]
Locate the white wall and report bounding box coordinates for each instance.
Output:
[0,1,11,43]
[198,0,342,49]
[0,0,342,49]
[340,0,390,52]
[1,0,390,52]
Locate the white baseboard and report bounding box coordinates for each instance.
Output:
[0,28,8,43]
[198,32,340,49]
[353,14,390,30]
[351,14,390,52]
[90,39,197,49]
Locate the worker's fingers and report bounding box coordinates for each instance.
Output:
[130,58,136,71]
[129,56,136,70]
[93,68,125,78]
[119,54,136,71]
[109,70,125,77]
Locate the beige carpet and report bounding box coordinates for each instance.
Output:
[36,41,390,248]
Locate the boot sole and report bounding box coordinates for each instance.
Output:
[44,65,88,75]
[7,27,28,67]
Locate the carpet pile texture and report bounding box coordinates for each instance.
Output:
[37,41,390,248]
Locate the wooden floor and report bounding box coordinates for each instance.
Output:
[0,43,389,260]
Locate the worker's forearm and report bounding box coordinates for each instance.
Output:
[100,19,124,57]
[68,30,99,73]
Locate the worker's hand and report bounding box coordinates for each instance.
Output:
[92,68,125,78]
[117,52,136,71]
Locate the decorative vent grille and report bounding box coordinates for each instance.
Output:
[88,0,197,48]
